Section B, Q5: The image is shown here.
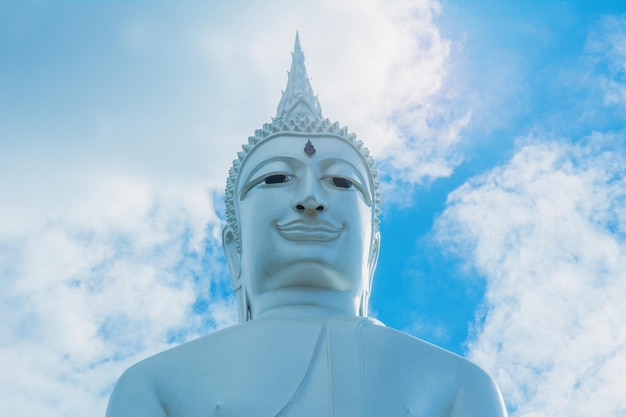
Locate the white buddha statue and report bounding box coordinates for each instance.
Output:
[106,34,507,417]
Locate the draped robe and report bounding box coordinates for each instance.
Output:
[107,316,505,417]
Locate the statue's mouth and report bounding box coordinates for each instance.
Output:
[276,220,342,242]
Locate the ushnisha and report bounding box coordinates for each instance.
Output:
[106,33,508,417]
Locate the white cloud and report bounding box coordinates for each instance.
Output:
[0,176,234,416]
[434,132,626,416]
[584,16,626,111]
[303,0,467,184]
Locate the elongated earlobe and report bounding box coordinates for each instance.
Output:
[223,226,250,322]
[236,286,251,322]
[368,231,380,285]
[222,226,241,288]
[360,232,380,317]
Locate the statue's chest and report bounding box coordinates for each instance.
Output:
[163,319,452,417]
[215,319,364,416]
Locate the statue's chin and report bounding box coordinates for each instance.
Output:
[259,261,359,293]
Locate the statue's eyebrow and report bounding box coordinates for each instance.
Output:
[321,158,367,182]
[239,156,301,200]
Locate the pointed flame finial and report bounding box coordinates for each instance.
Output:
[275,32,323,120]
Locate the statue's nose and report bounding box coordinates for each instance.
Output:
[293,177,327,214]
[295,197,325,213]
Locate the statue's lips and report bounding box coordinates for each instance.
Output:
[276,220,342,242]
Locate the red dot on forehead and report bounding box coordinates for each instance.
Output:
[304,139,316,156]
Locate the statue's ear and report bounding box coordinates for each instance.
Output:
[222,226,242,290]
[368,231,380,287]
[359,231,381,317]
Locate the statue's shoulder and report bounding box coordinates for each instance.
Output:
[359,318,468,366]
[358,319,507,417]
[105,324,248,417]
[107,319,330,417]
[145,317,323,367]
[105,347,172,417]
[121,321,262,381]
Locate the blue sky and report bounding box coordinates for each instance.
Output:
[1,1,625,416]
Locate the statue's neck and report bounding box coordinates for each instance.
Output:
[256,304,352,320]
[250,287,361,320]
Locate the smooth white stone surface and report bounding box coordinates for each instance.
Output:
[107,316,507,417]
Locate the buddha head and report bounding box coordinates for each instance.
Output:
[222,34,381,322]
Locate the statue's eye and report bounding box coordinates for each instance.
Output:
[332,177,353,189]
[264,174,289,184]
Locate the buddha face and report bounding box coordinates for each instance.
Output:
[223,134,379,319]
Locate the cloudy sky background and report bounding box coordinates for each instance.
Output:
[1,1,625,416]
